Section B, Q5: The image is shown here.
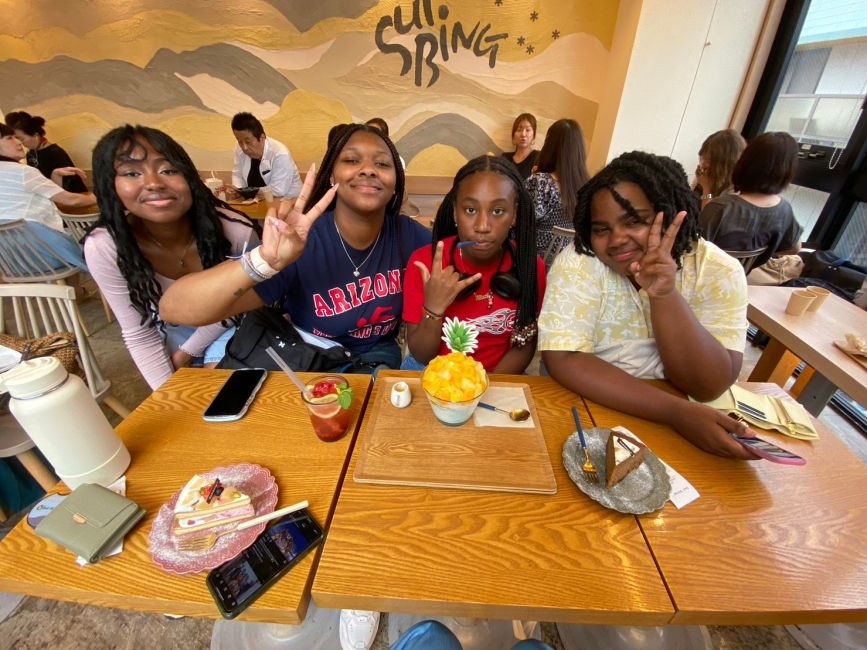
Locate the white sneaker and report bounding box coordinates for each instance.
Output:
[339,609,380,650]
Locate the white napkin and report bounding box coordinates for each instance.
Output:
[0,344,21,375]
[612,426,700,509]
[473,386,535,428]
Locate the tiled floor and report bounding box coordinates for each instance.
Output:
[0,293,864,649]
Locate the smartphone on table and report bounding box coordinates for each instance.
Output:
[731,434,806,465]
[206,509,324,619]
[203,368,267,422]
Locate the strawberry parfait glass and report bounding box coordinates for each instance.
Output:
[301,375,353,442]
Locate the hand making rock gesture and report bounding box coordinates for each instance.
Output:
[630,211,686,298]
[259,163,338,271]
[415,241,482,315]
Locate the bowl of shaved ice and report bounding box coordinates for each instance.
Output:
[421,318,488,426]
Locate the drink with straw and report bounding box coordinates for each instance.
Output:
[301,375,353,442]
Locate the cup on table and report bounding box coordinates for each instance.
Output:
[785,289,815,315]
[205,178,223,196]
[261,187,274,204]
[301,374,352,442]
[806,286,830,311]
[390,381,412,408]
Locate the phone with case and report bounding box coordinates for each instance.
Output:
[203,368,267,422]
[731,434,806,465]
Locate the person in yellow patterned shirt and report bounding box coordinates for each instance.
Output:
[539,151,759,460]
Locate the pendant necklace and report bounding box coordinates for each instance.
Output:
[144,230,196,268]
[459,249,493,309]
[335,220,381,278]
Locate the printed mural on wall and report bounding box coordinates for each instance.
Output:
[0,0,618,176]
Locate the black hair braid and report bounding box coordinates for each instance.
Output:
[431,155,538,332]
[88,124,255,326]
[572,150,700,268]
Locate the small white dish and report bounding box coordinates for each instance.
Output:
[390,381,412,408]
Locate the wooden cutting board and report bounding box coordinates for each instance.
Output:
[354,377,556,494]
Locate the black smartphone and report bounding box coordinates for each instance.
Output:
[203,368,267,422]
[206,509,324,619]
[731,434,806,466]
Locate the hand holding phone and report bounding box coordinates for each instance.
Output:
[731,434,806,465]
[203,368,267,422]
[206,509,324,619]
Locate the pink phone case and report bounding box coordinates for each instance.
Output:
[732,434,806,465]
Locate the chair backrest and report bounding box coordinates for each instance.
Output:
[543,225,576,268]
[723,246,769,274]
[58,211,100,246]
[0,220,80,283]
[0,283,110,401]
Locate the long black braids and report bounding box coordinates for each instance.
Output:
[88,124,257,327]
[572,151,700,267]
[431,155,539,335]
[308,122,408,265]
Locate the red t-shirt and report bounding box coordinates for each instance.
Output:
[403,236,547,371]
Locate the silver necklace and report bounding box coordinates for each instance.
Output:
[335,220,381,277]
[144,230,196,267]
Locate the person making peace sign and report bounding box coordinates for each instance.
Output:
[539,151,760,460]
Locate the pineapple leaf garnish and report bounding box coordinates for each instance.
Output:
[441,317,479,354]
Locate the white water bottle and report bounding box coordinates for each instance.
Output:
[1,357,130,489]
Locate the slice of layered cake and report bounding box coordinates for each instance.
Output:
[172,475,254,536]
[605,431,647,488]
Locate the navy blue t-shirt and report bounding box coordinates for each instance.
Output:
[255,212,430,353]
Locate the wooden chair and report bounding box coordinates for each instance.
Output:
[543,225,575,267]
[0,219,93,335]
[723,246,769,274]
[0,283,130,420]
[58,211,113,323]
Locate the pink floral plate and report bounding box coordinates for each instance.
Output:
[148,463,278,575]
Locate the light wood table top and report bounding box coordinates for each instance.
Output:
[226,199,271,220]
[586,381,867,625]
[0,368,371,624]
[747,285,867,406]
[312,371,674,624]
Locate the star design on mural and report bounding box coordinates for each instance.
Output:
[526,44,535,54]
[516,35,526,46]
[530,11,539,21]
[552,29,560,39]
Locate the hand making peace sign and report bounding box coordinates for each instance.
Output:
[629,210,686,298]
[414,241,482,315]
[259,163,338,271]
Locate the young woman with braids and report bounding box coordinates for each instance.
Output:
[402,155,545,373]
[539,151,760,460]
[83,125,259,390]
[160,123,431,374]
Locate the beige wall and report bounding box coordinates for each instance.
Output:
[0,0,624,178]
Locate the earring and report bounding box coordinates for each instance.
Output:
[330,177,335,187]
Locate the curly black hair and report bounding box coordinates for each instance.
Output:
[431,155,539,333]
[573,150,700,267]
[88,124,257,327]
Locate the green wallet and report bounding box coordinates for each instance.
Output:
[34,483,145,563]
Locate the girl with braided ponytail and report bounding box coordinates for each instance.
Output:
[402,155,545,373]
[539,151,760,460]
[84,125,259,390]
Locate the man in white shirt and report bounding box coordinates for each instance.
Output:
[230,112,301,199]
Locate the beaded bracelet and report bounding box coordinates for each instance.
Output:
[422,305,444,321]
[239,251,268,283]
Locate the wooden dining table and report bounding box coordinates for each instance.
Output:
[312,371,674,625]
[0,368,371,624]
[586,381,867,625]
[314,372,867,626]
[747,285,867,414]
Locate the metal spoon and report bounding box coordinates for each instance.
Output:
[477,402,531,421]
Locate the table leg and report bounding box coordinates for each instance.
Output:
[789,366,815,398]
[747,339,801,387]
[16,449,58,491]
[796,372,837,416]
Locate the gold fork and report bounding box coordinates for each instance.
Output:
[177,499,308,552]
[571,406,597,483]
